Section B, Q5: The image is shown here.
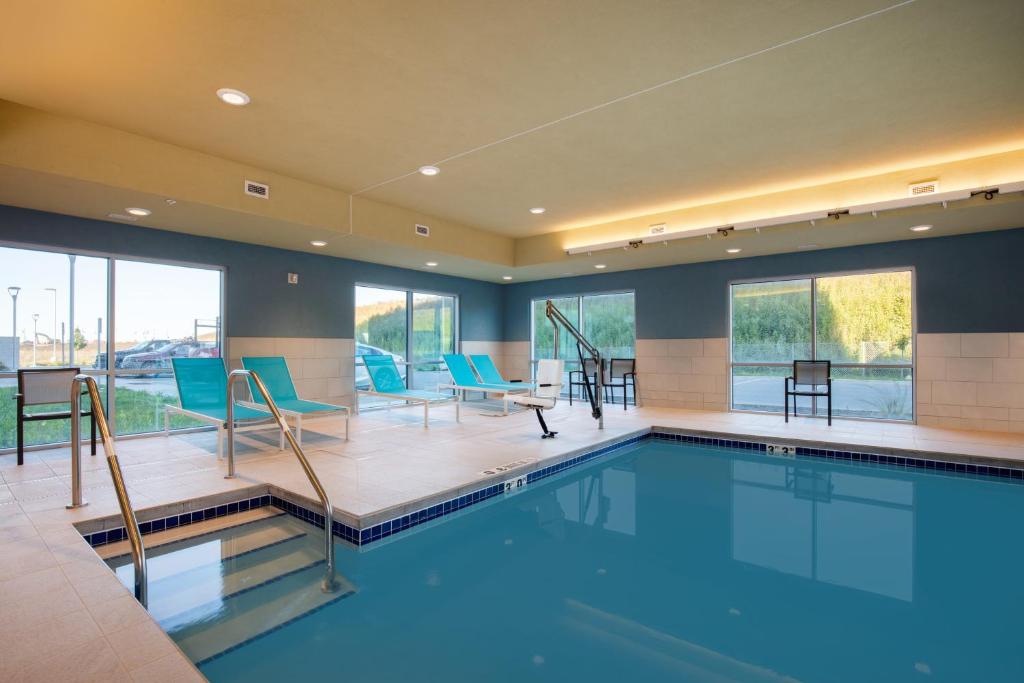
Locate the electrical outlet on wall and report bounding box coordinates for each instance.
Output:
[287,273,299,285]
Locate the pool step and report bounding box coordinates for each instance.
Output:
[97,506,288,560]
[103,507,356,666]
[170,561,355,664]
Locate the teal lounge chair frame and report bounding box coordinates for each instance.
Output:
[469,354,536,390]
[166,358,282,458]
[441,354,530,415]
[356,354,459,427]
[241,356,350,442]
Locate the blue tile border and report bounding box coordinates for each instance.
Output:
[648,430,1024,482]
[81,494,273,548]
[81,428,1024,552]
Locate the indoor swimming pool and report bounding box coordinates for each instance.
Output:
[109,439,1024,682]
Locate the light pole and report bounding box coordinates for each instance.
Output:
[32,313,39,366]
[6,286,19,369]
[45,287,57,362]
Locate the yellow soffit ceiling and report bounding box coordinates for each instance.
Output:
[1,0,1023,237]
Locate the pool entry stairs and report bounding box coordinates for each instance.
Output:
[101,506,355,663]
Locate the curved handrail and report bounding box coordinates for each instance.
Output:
[545,300,604,429]
[226,369,339,593]
[70,374,148,607]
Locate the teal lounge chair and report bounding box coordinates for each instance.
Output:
[357,354,459,427]
[166,358,281,459]
[441,354,531,415]
[469,354,536,390]
[241,356,350,443]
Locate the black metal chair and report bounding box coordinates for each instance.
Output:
[603,358,637,410]
[784,360,832,426]
[15,367,95,465]
[568,358,604,406]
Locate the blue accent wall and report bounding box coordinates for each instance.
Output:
[0,205,503,340]
[503,228,1024,340]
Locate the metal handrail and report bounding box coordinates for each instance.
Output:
[70,374,148,607]
[226,369,339,593]
[545,300,604,429]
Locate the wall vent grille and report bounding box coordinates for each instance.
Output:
[244,180,270,199]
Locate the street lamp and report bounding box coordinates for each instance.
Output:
[32,313,39,366]
[44,287,57,362]
[6,286,19,369]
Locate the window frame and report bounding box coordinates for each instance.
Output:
[727,266,916,423]
[0,239,226,451]
[528,289,637,380]
[353,282,460,407]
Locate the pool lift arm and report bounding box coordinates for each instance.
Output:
[545,299,603,429]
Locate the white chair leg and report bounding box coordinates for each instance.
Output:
[456,397,461,423]
[344,414,350,441]
[424,401,429,428]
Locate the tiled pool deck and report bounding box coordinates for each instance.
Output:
[2,402,1023,681]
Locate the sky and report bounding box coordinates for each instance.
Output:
[0,246,220,346]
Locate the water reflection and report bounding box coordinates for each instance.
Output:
[732,459,914,601]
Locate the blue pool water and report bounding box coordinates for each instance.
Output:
[176,440,1023,682]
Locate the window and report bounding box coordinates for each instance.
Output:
[530,291,636,397]
[113,259,222,435]
[0,245,223,450]
[730,270,913,420]
[354,285,457,409]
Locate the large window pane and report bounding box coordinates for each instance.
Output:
[411,293,455,391]
[114,260,222,435]
[532,297,579,361]
[732,279,812,363]
[581,292,636,359]
[2,247,72,369]
[354,287,408,408]
[815,272,912,364]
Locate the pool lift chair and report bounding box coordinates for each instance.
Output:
[532,299,604,437]
[504,358,565,438]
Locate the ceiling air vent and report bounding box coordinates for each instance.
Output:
[244,179,270,199]
[908,180,939,197]
[649,223,666,235]
[415,224,430,237]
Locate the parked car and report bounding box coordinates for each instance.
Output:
[188,341,219,358]
[93,338,170,369]
[122,341,195,372]
[355,343,405,390]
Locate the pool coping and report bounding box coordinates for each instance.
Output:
[76,424,1024,550]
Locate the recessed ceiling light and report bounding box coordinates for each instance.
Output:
[910,224,932,232]
[425,261,438,267]
[310,240,328,247]
[216,88,250,106]
[125,207,151,217]
[529,207,546,215]
[418,165,440,177]
[502,275,513,281]
[726,248,742,254]
[165,198,177,205]
[594,264,607,269]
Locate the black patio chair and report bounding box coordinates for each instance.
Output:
[603,358,637,410]
[784,360,832,426]
[15,367,95,465]
[568,358,604,406]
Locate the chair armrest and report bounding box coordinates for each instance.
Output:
[13,393,22,400]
